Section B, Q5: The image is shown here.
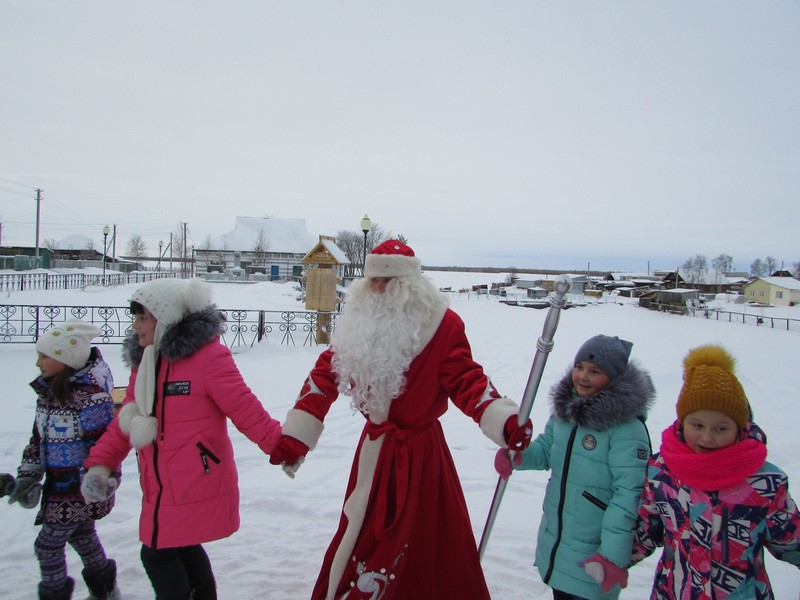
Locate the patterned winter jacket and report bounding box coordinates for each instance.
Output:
[632,421,800,599]
[514,361,655,600]
[19,347,116,525]
[85,307,282,550]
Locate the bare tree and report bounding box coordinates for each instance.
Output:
[711,254,733,275]
[749,258,766,278]
[681,254,707,285]
[126,234,148,261]
[198,233,214,251]
[335,222,391,277]
[764,256,778,276]
[253,226,269,266]
[793,261,800,279]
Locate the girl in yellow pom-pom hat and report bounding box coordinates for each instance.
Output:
[630,344,800,599]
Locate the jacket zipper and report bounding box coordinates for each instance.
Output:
[721,504,729,563]
[150,356,165,549]
[197,442,221,474]
[543,424,578,585]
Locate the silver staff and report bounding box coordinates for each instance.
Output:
[478,274,572,560]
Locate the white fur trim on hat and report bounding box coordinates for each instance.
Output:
[36,319,101,369]
[364,253,422,278]
[129,278,213,325]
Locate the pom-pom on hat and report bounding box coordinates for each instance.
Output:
[364,239,422,279]
[574,334,633,383]
[129,278,214,326]
[36,319,101,369]
[677,344,750,429]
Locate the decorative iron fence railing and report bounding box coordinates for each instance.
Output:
[0,305,338,350]
[0,271,176,293]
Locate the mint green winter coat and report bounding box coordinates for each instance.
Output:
[515,361,655,600]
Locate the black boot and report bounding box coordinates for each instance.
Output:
[38,577,75,600]
[82,559,121,600]
[188,577,216,600]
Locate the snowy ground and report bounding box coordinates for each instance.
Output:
[1,272,798,599]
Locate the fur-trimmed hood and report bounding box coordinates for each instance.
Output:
[550,360,655,431]
[122,306,226,368]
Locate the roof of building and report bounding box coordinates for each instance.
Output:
[211,217,318,254]
[746,277,800,291]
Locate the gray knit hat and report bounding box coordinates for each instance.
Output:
[574,334,633,383]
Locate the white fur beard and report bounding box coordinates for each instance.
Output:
[331,279,423,415]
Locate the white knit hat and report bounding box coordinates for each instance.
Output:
[36,319,101,369]
[364,240,422,278]
[129,278,214,326]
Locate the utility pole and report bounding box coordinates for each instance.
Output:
[112,224,117,265]
[35,189,43,263]
[182,222,188,278]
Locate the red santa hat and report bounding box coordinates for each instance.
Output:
[364,240,422,278]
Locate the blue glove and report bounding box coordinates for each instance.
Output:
[7,476,42,509]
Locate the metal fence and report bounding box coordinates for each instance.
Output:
[0,304,338,350]
[703,308,800,332]
[0,271,176,293]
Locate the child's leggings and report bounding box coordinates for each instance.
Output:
[140,543,217,600]
[34,520,108,590]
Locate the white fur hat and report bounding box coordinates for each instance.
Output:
[36,319,101,369]
[364,239,422,278]
[129,278,214,325]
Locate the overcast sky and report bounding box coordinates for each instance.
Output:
[1,1,797,272]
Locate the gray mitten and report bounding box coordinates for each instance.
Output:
[7,476,42,508]
[81,466,118,503]
[0,473,15,498]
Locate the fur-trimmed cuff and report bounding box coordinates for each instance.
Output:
[282,409,325,451]
[479,396,519,447]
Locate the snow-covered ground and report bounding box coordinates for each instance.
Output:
[1,272,798,599]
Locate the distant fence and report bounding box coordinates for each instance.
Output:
[703,308,800,332]
[0,271,176,293]
[0,304,338,350]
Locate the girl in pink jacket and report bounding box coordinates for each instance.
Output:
[82,278,282,600]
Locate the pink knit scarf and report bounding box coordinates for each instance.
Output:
[660,424,767,492]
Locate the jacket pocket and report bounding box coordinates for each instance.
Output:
[582,490,608,511]
[197,442,221,474]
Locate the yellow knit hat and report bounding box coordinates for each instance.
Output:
[676,345,751,429]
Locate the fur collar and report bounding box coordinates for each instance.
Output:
[550,360,655,431]
[122,306,226,368]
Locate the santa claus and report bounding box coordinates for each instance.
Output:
[271,240,531,600]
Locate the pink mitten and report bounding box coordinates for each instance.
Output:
[581,553,628,593]
[493,448,522,480]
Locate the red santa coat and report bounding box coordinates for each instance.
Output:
[284,309,517,600]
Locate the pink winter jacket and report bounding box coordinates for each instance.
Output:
[86,334,281,549]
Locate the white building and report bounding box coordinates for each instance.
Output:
[193,216,319,281]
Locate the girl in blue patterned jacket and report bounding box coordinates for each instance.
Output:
[7,320,120,600]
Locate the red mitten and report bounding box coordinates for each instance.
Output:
[494,448,523,480]
[503,415,533,451]
[268,435,309,466]
[581,553,628,593]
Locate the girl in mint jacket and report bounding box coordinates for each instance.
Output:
[496,334,655,600]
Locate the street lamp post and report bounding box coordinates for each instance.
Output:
[360,214,372,277]
[158,240,163,272]
[102,225,110,282]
